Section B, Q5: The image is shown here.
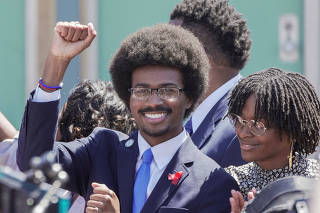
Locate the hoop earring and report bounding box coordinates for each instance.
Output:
[289,142,294,169]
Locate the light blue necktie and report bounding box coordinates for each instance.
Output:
[132,148,153,213]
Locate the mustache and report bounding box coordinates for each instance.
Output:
[138,106,172,114]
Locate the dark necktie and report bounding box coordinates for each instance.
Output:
[185,117,193,136]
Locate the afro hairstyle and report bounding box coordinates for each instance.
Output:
[170,0,251,70]
[109,23,210,118]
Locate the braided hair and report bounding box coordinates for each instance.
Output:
[228,68,320,155]
[58,80,136,142]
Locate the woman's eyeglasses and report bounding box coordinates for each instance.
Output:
[228,113,267,136]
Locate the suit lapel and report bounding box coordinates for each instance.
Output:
[141,137,194,213]
[192,92,229,148]
[117,131,139,213]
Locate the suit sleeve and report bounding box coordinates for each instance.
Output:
[17,96,124,196]
[16,98,93,194]
[197,168,240,213]
[201,118,246,168]
[17,97,60,172]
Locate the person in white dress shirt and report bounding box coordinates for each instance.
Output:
[0,112,19,170]
[169,0,251,167]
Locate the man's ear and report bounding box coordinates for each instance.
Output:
[185,97,193,110]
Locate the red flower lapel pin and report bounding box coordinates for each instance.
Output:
[168,171,183,185]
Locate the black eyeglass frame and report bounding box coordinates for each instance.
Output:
[128,87,184,100]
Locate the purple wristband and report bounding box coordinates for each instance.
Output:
[38,78,63,90]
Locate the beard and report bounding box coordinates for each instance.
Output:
[139,124,170,137]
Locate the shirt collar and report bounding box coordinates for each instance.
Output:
[137,130,188,170]
[192,74,241,131]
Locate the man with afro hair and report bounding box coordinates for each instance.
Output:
[170,0,251,167]
[17,22,239,212]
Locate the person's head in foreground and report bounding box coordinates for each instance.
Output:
[110,23,209,146]
[227,67,320,170]
[57,80,136,142]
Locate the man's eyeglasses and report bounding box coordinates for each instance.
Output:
[128,87,184,100]
[228,113,267,136]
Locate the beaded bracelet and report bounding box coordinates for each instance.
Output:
[38,78,63,91]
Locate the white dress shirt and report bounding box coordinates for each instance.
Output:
[191,74,241,132]
[0,134,19,170]
[67,196,85,213]
[33,85,60,102]
[136,130,188,198]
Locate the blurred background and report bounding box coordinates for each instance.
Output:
[0,0,318,128]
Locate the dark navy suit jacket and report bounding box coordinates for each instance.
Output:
[17,97,239,213]
[190,92,246,167]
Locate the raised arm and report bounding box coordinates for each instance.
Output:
[17,22,96,172]
[41,22,96,91]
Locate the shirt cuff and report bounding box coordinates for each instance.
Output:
[32,85,61,102]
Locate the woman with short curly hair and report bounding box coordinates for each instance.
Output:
[226,68,320,212]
